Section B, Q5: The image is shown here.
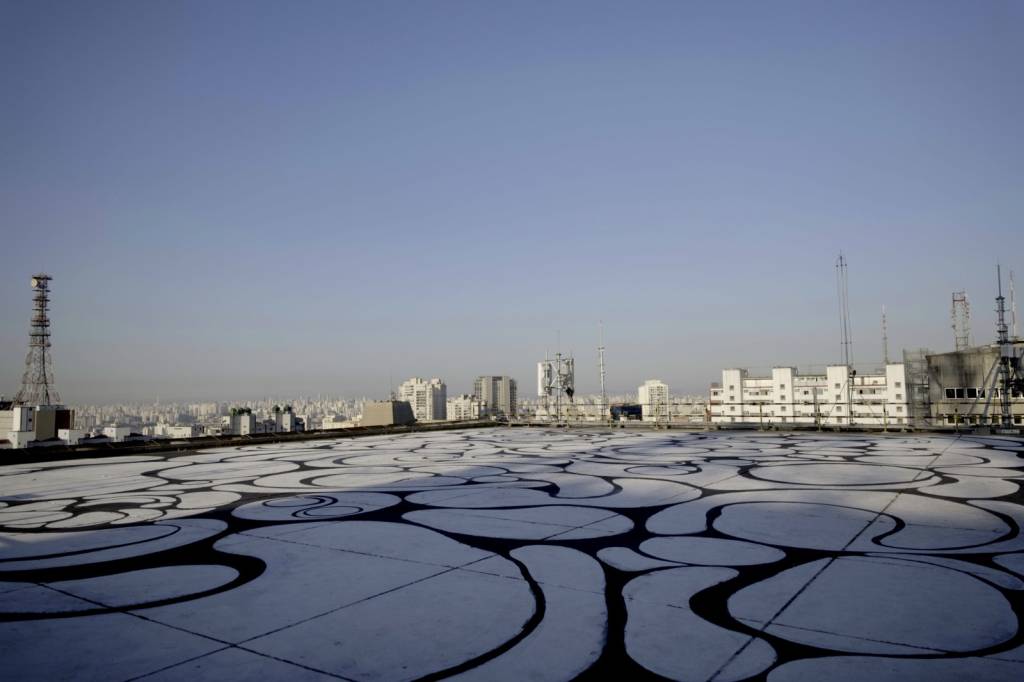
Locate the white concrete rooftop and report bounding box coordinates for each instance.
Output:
[1,427,1023,680]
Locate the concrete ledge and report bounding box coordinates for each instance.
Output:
[0,420,502,466]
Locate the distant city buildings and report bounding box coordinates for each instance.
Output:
[473,376,517,419]
[446,394,483,421]
[398,377,447,421]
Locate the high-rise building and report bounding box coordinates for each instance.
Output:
[638,379,670,422]
[398,377,447,421]
[473,376,517,419]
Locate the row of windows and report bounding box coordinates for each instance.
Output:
[726,405,904,413]
[944,387,1024,399]
[944,414,1024,425]
[719,416,908,424]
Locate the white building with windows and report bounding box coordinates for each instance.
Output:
[399,377,447,422]
[446,394,483,421]
[709,364,910,427]
[638,380,670,422]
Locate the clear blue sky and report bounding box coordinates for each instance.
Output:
[2,0,1021,403]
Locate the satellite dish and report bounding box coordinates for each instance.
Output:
[31,277,39,288]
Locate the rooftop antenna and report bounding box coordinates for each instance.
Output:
[598,321,607,421]
[836,253,854,425]
[15,273,61,406]
[1010,270,1018,339]
[952,291,971,351]
[881,305,889,365]
[835,253,853,367]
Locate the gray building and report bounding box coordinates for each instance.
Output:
[473,376,518,419]
[925,342,1024,427]
[362,400,416,427]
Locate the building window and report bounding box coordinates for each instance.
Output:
[955,388,965,399]
[895,381,902,388]
[836,406,842,412]
[779,384,786,390]
[896,406,903,413]
[729,406,735,412]
[834,383,841,389]
[780,406,787,411]
[946,415,955,424]
[895,394,902,400]
[966,388,978,399]
[945,388,955,399]
[729,385,735,390]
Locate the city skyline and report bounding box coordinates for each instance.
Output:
[3,1,1022,403]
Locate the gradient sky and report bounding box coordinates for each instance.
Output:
[2,0,1022,403]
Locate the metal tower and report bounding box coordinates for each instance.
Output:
[15,274,62,405]
[995,266,1014,426]
[952,291,971,351]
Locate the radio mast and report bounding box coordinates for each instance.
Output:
[15,274,62,406]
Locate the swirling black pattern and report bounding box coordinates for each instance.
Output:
[1,428,1023,681]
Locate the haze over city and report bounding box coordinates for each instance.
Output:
[2,1,1021,403]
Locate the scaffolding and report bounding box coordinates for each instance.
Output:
[902,348,932,428]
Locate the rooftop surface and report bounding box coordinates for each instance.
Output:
[2,427,1024,681]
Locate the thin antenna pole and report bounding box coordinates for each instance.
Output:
[598,321,607,421]
[1011,270,1018,339]
[835,254,853,367]
[882,305,889,365]
[836,253,854,425]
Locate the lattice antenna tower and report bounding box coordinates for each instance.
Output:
[952,291,971,351]
[835,254,853,367]
[15,273,62,405]
[881,305,889,365]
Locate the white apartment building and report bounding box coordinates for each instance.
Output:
[145,424,199,439]
[227,409,257,435]
[447,394,483,421]
[709,364,910,427]
[399,377,447,422]
[638,380,670,422]
[102,425,133,442]
[271,405,303,433]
